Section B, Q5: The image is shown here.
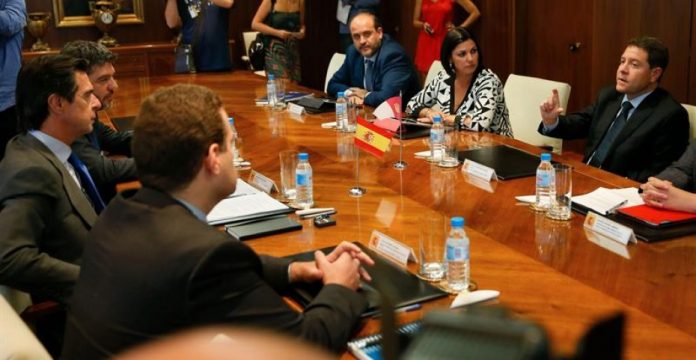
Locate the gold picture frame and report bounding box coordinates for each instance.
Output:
[52,0,144,27]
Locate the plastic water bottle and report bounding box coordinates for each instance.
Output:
[295,153,314,209]
[336,91,348,131]
[533,153,556,211]
[445,216,469,292]
[228,117,239,162]
[266,74,277,108]
[346,96,357,132]
[430,115,444,160]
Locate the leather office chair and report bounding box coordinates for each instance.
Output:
[504,74,571,154]
[324,52,346,93]
[241,31,266,76]
[424,60,444,87]
[0,295,53,360]
[681,103,696,140]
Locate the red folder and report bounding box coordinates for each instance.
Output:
[617,204,696,228]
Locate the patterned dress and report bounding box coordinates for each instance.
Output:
[406,68,513,137]
[264,9,301,82]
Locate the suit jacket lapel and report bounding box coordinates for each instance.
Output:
[612,90,661,147]
[589,96,622,155]
[21,135,98,226]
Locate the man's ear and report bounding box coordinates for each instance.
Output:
[203,143,222,175]
[47,94,63,115]
[650,67,663,83]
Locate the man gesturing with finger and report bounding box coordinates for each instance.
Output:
[538,37,688,182]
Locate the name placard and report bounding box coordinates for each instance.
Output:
[583,211,636,245]
[462,159,497,181]
[288,102,305,116]
[583,228,631,259]
[368,230,416,267]
[248,170,277,194]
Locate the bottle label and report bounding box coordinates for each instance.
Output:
[536,171,552,187]
[430,129,444,143]
[296,171,311,186]
[446,243,469,261]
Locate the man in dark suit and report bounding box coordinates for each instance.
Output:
[61,40,136,202]
[62,84,373,359]
[0,55,102,356]
[640,142,696,212]
[328,11,420,107]
[538,37,689,182]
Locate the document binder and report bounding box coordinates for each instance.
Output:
[285,243,448,317]
[458,145,543,180]
[225,216,301,241]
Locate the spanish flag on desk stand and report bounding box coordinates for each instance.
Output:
[354,116,393,158]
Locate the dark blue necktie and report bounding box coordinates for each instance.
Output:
[589,101,634,168]
[364,59,374,91]
[68,153,106,213]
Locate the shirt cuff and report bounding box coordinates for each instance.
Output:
[542,117,560,133]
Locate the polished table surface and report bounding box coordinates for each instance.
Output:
[109,71,696,359]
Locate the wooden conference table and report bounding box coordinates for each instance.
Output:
[109,71,695,359]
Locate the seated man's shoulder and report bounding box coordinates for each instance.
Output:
[0,161,62,200]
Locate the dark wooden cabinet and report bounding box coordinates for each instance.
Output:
[22,42,177,78]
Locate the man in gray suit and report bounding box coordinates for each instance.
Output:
[61,40,136,202]
[0,55,101,303]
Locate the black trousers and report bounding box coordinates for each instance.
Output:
[0,106,18,160]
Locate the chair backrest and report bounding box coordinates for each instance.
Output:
[0,295,52,360]
[242,31,259,58]
[504,74,571,153]
[324,52,346,93]
[0,285,32,314]
[681,103,696,140]
[424,60,444,86]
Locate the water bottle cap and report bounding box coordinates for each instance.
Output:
[298,152,309,161]
[228,117,234,125]
[541,153,551,161]
[268,74,275,80]
[433,115,442,123]
[451,216,464,227]
[337,91,345,97]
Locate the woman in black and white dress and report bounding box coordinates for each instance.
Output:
[406,27,512,137]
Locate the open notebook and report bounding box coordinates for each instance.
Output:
[206,179,292,225]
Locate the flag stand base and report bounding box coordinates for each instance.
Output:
[349,186,366,197]
[392,160,408,170]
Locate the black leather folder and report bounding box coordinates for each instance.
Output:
[393,120,432,140]
[291,97,335,114]
[285,242,448,317]
[458,145,542,180]
[225,216,301,241]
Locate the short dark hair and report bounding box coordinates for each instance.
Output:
[440,27,484,78]
[16,55,89,132]
[133,84,226,192]
[348,10,382,30]
[60,40,117,74]
[627,36,669,77]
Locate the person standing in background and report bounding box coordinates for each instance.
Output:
[0,0,26,160]
[337,0,380,53]
[165,0,234,72]
[252,0,305,82]
[413,0,480,78]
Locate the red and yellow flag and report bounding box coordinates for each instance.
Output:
[354,116,393,158]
